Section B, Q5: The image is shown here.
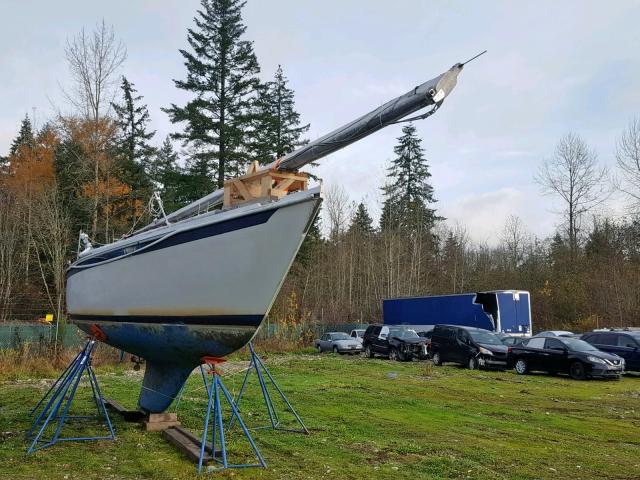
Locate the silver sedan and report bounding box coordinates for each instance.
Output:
[315,332,363,354]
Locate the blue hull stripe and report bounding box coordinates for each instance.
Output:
[67,208,277,279]
[70,314,264,327]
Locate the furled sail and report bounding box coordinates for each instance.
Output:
[137,53,483,234]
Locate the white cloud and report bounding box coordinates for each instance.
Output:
[1,0,639,243]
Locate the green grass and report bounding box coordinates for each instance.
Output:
[1,354,639,479]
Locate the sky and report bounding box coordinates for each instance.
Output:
[2,0,640,244]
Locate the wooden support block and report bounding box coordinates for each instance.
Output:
[223,166,309,207]
[148,412,178,423]
[144,412,180,431]
[144,419,181,431]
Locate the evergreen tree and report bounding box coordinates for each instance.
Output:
[379,194,400,232]
[252,65,309,163]
[149,137,190,212]
[10,115,34,156]
[380,123,440,233]
[348,202,374,236]
[54,137,93,235]
[112,76,156,226]
[164,0,261,191]
[295,208,322,268]
[112,76,156,171]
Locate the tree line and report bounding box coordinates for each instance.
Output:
[1,0,640,335]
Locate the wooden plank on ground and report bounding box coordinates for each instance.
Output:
[162,426,220,465]
[103,398,146,422]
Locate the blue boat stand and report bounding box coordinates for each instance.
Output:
[197,357,266,474]
[26,338,116,454]
[229,342,309,434]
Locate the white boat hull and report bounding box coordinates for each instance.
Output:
[65,188,321,412]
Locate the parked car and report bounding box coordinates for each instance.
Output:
[428,325,508,370]
[581,330,640,372]
[362,325,427,361]
[500,335,527,346]
[533,330,574,337]
[417,330,433,340]
[507,336,625,379]
[350,329,366,344]
[315,332,362,354]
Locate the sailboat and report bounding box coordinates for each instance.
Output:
[66,56,479,412]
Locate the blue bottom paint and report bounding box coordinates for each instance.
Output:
[75,321,260,413]
[139,362,194,413]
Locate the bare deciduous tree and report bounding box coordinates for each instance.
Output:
[31,186,71,348]
[325,184,352,241]
[63,20,126,121]
[616,117,640,211]
[536,133,609,259]
[63,20,126,238]
[501,215,528,268]
[0,189,23,322]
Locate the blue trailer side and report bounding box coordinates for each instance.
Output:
[383,291,531,334]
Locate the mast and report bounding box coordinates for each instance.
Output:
[137,55,483,234]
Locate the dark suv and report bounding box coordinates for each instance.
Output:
[362,324,427,361]
[581,330,640,372]
[428,325,508,369]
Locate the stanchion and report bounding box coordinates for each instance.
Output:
[229,342,309,434]
[197,357,266,474]
[26,338,115,453]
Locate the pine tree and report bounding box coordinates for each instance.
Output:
[380,123,440,233]
[164,0,261,190]
[10,115,34,156]
[348,202,374,236]
[295,208,322,268]
[149,137,189,212]
[112,76,156,227]
[252,65,309,163]
[54,136,93,237]
[379,193,400,232]
[112,76,156,171]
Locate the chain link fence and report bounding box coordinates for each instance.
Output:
[0,320,370,350]
[0,323,85,349]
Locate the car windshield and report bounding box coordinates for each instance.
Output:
[560,337,599,352]
[389,328,419,339]
[354,330,364,338]
[469,330,503,345]
[332,333,351,340]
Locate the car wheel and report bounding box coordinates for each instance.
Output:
[432,352,442,366]
[333,346,339,355]
[569,361,586,380]
[514,358,528,375]
[389,348,399,361]
[365,345,374,358]
[316,345,322,353]
[468,356,479,370]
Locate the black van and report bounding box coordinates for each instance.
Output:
[428,325,508,369]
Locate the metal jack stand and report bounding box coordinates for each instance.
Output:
[197,358,266,474]
[229,342,309,434]
[26,338,115,453]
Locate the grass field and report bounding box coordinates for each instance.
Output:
[1,352,639,479]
